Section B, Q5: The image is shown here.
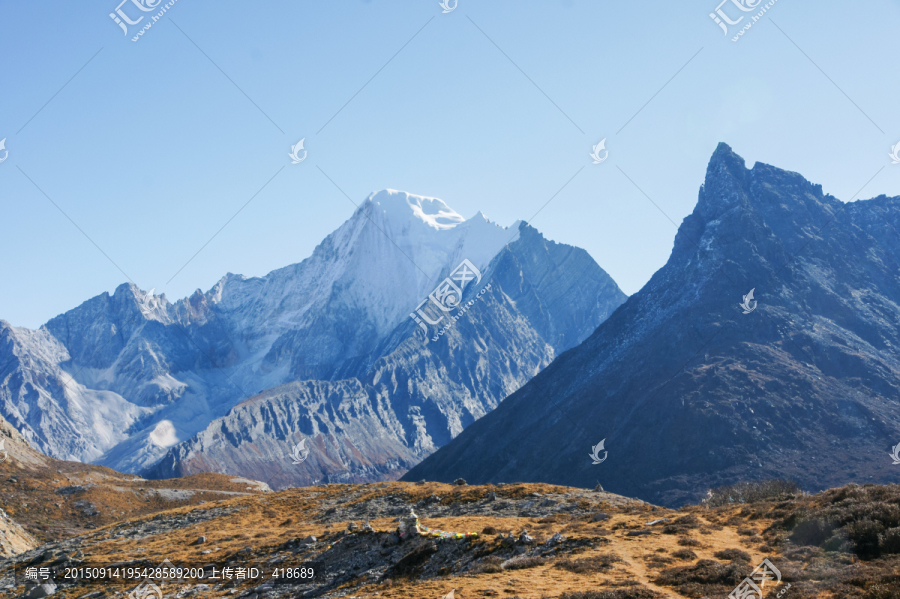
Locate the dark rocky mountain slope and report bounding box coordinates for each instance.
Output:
[404,143,900,506]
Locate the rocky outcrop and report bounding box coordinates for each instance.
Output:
[0,411,49,470]
[0,508,37,557]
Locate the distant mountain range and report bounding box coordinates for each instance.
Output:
[0,190,626,487]
[405,143,900,506]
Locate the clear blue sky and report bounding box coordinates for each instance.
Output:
[2,0,899,328]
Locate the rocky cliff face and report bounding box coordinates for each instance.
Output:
[404,144,900,506]
[0,508,37,558]
[147,223,627,488]
[0,191,626,484]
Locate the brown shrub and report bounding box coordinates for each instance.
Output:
[671,549,697,560]
[879,527,900,554]
[555,553,621,573]
[502,556,545,570]
[653,559,747,596]
[662,514,702,535]
[775,484,900,558]
[789,518,837,547]
[704,479,801,507]
[713,548,752,562]
[470,555,503,574]
[643,555,674,568]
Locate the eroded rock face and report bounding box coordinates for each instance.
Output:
[405,143,900,506]
[0,508,38,557]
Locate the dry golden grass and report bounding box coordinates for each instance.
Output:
[0,453,268,543]
[14,481,801,599]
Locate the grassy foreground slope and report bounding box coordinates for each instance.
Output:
[2,477,900,599]
[0,413,269,549]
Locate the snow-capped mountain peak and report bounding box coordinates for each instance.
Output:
[367,189,465,231]
[202,191,520,343]
[0,188,625,480]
